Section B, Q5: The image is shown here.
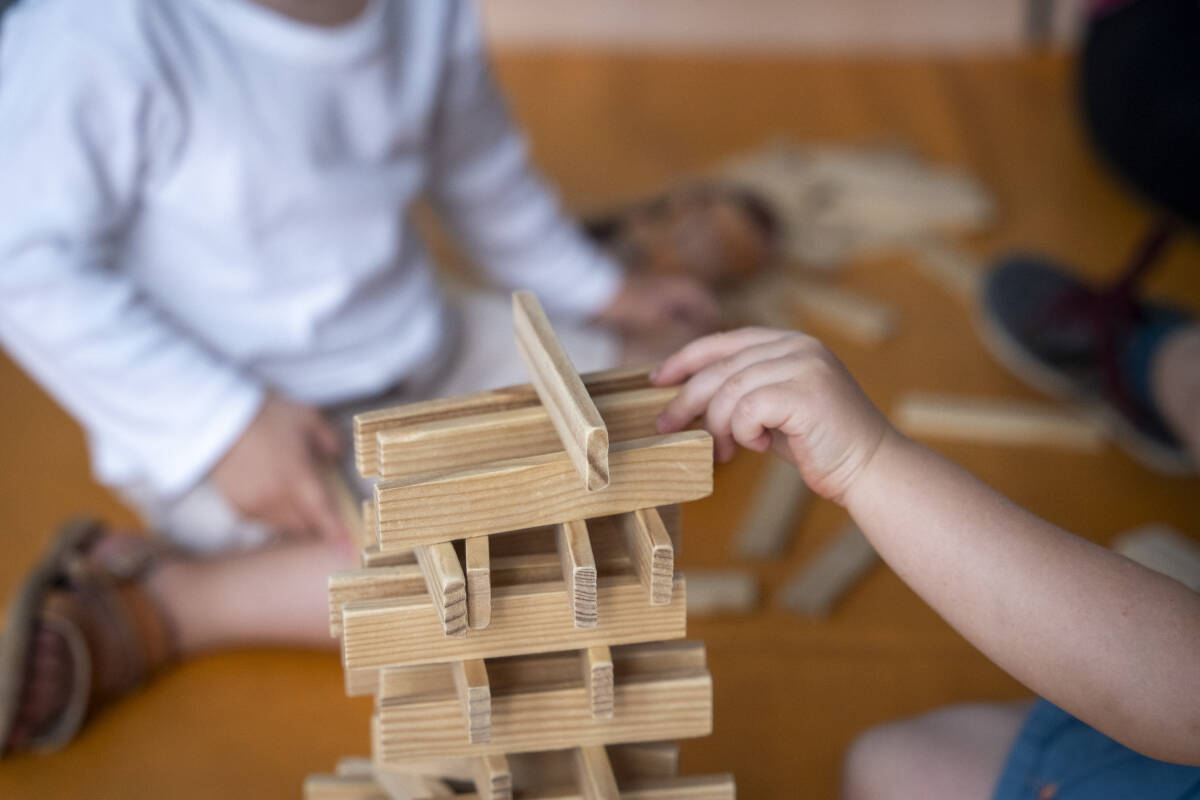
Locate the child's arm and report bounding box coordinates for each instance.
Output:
[654,328,1200,765]
[424,2,716,333]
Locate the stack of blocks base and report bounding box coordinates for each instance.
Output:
[305,292,735,799]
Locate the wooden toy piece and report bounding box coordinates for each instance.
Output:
[583,645,615,720]
[473,754,513,800]
[894,393,1107,451]
[573,745,620,800]
[619,508,675,606]
[514,290,611,491]
[1113,525,1200,592]
[341,574,687,671]
[325,466,373,551]
[559,520,599,628]
[329,565,425,638]
[415,543,468,637]
[733,458,809,559]
[466,536,492,630]
[682,570,758,617]
[454,659,492,744]
[376,387,676,482]
[906,235,984,301]
[778,524,878,617]
[374,432,714,551]
[790,280,896,346]
[355,363,653,478]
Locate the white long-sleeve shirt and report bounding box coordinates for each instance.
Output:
[0,0,622,496]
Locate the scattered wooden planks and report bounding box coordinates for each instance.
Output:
[465,536,493,630]
[341,574,687,670]
[374,432,713,551]
[894,393,1107,451]
[355,364,653,479]
[732,458,809,559]
[415,543,469,637]
[619,509,675,605]
[778,524,878,617]
[682,570,758,617]
[513,291,611,491]
[558,520,599,628]
[906,235,984,301]
[790,281,897,346]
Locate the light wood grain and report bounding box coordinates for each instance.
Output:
[302,774,388,800]
[377,387,677,481]
[328,565,426,638]
[473,754,513,800]
[513,291,610,490]
[373,671,711,763]
[375,432,713,550]
[466,536,493,630]
[325,467,372,551]
[778,524,879,617]
[791,281,897,346]
[354,365,653,478]
[453,660,492,744]
[342,575,687,670]
[574,746,620,800]
[415,542,468,637]
[583,645,614,720]
[893,393,1108,451]
[619,508,675,606]
[558,520,598,627]
[732,458,809,559]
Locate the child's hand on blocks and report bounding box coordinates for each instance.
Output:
[652,327,892,504]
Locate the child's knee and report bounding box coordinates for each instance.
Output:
[842,719,917,800]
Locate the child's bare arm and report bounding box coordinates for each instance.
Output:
[654,328,1200,765]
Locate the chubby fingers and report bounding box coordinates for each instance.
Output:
[703,356,807,462]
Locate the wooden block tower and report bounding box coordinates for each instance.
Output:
[305,292,735,799]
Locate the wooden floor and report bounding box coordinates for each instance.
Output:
[1,52,1199,798]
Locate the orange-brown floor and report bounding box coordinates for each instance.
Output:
[1,52,1198,799]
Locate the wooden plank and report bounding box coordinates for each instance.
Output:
[657,505,682,555]
[341,575,687,670]
[302,774,388,800]
[778,524,878,617]
[893,393,1107,451]
[415,543,468,637]
[907,235,984,300]
[791,281,897,346]
[684,570,759,616]
[374,432,713,550]
[513,291,611,490]
[619,508,674,606]
[355,364,653,478]
[1114,525,1200,592]
[573,746,620,800]
[325,466,371,550]
[608,743,679,782]
[473,754,513,800]
[558,520,598,627]
[373,671,712,763]
[466,536,493,630]
[329,565,426,638]
[377,387,677,481]
[453,659,492,744]
[732,458,809,559]
[583,645,614,720]
[331,775,735,800]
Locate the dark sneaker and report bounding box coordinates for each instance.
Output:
[979,254,1193,473]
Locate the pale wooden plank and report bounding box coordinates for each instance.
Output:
[791,281,897,346]
[415,542,468,637]
[466,535,493,630]
[374,432,713,551]
[513,291,611,490]
[377,387,677,481]
[573,746,620,800]
[893,393,1107,451]
[732,458,809,559]
[619,508,674,605]
[607,743,679,782]
[329,565,426,638]
[341,575,687,670]
[683,570,759,616]
[355,364,653,478]
[778,524,878,617]
[355,775,735,800]
[373,671,712,763]
[473,754,513,800]
[906,235,984,300]
[453,659,492,744]
[325,466,371,550]
[558,520,598,628]
[583,645,614,720]
[1113,525,1200,592]
[302,774,388,800]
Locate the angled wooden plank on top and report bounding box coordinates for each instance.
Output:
[375,386,676,481]
[558,519,598,628]
[513,290,610,491]
[354,364,652,479]
[373,431,713,551]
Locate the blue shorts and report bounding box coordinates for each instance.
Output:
[992,699,1200,799]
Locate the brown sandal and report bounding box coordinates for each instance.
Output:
[0,519,175,754]
[584,182,781,287]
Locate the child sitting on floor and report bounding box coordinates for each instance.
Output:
[651,326,1200,799]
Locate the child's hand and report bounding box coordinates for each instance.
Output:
[652,328,893,503]
[209,395,350,544]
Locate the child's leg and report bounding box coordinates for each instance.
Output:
[842,702,1032,800]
